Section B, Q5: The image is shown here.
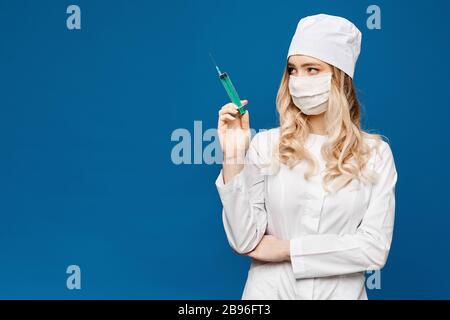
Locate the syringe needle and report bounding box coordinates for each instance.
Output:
[209,52,222,76]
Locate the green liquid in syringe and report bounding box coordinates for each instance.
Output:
[210,53,246,116]
[218,71,246,116]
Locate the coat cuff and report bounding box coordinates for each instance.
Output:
[215,168,246,193]
[290,238,308,278]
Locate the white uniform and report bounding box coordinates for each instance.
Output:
[215,128,397,300]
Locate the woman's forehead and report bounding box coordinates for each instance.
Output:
[288,54,325,65]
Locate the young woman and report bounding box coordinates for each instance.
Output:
[215,14,398,300]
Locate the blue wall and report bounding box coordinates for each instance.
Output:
[0,0,449,299]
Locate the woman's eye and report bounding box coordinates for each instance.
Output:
[307,68,319,75]
[288,67,296,75]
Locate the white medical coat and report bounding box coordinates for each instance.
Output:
[215,128,397,299]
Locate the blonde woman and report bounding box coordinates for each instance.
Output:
[215,14,398,300]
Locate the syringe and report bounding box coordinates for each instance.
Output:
[210,53,247,116]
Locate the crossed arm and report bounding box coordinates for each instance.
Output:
[216,135,397,279]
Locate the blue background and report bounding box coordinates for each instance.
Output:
[0,0,449,299]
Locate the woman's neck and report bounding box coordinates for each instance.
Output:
[307,113,327,135]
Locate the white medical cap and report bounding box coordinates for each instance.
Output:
[287,14,362,78]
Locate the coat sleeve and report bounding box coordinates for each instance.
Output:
[290,140,398,279]
[215,131,270,254]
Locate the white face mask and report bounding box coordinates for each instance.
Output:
[288,72,332,115]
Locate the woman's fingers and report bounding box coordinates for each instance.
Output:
[218,100,250,129]
[240,110,250,130]
[218,113,237,130]
[219,103,239,116]
[219,113,236,122]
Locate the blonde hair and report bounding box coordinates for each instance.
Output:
[275,64,381,193]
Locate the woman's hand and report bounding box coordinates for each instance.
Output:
[247,235,291,263]
[218,100,250,184]
[217,100,250,164]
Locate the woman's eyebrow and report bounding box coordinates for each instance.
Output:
[287,62,321,68]
[300,62,321,68]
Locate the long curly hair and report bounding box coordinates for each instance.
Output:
[274,64,381,192]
